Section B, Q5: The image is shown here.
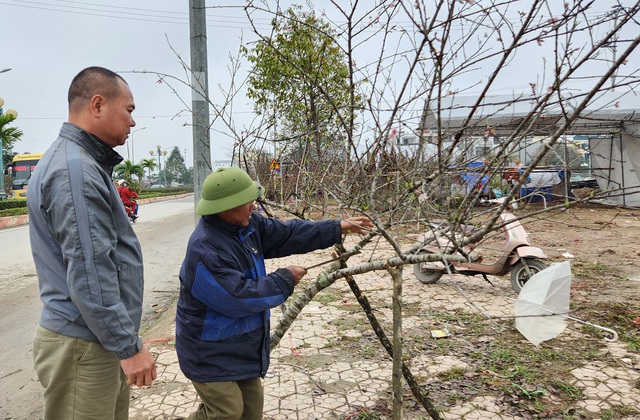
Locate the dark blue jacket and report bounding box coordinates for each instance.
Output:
[176,211,341,382]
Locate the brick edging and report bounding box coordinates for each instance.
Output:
[0,214,29,229]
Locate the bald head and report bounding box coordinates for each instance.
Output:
[68,67,127,113]
[67,66,136,148]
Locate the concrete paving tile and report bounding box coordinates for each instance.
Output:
[620,395,640,405]
[263,409,298,419]
[595,389,613,399]
[365,380,390,393]
[596,381,613,392]
[580,400,604,412]
[284,395,315,410]
[315,394,348,410]
[607,393,622,402]
[304,336,332,348]
[602,366,623,377]
[572,379,592,388]
[174,405,198,418]
[315,372,340,383]
[354,393,376,404]
[457,412,488,420]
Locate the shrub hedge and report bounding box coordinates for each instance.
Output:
[0,200,27,211]
[0,187,194,217]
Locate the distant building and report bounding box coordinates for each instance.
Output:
[212,160,234,170]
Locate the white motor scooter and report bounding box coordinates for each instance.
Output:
[412,207,548,293]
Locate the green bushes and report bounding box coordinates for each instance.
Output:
[0,199,28,211]
[0,207,28,217]
[0,187,193,218]
[139,186,193,196]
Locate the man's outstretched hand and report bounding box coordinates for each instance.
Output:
[340,216,374,235]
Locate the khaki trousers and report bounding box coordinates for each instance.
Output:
[33,325,129,420]
[187,377,264,420]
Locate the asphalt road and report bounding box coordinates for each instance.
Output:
[0,196,195,419]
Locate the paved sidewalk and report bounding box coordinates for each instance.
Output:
[129,239,640,419]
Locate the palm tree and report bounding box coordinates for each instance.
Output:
[0,113,23,167]
[114,160,144,183]
[140,158,157,183]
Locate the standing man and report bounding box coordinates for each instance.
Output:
[27,66,156,420]
[176,167,373,420]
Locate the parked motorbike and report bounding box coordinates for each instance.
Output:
[412,207,548,293]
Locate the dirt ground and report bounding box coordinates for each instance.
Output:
[302,201,640,419]
[391,202,640,419]
[521,202,640,303]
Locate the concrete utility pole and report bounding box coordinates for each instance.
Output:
[189,0,211,222]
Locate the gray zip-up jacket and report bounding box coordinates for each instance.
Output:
[27,122,144,359]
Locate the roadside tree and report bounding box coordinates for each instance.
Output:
[243,5,363,212]
[140,158,158,183]
[114,160,144,184]
[0,113,22,168]
[164,147,187,185]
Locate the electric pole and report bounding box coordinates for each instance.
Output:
[189,0,211,222]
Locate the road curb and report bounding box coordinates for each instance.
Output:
[0,214,29,229]
[0,193,194,230]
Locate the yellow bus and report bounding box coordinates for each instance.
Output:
[7,153,43,198]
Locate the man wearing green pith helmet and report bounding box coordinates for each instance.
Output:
[176,167,372,419]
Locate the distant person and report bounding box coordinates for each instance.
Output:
[26,66,156,420]
[118,179,139,220]
[176,167,372,420]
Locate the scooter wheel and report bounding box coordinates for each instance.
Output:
[413,261,444,284]
[510,258,547,294]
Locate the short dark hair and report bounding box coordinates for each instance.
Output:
[68,67,128,112]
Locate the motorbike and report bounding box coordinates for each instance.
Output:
[412,206,548,293]
[123,198,138,223]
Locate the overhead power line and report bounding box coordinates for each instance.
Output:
[0,0,274,29]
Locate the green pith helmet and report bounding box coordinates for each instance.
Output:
[195,167,265,215]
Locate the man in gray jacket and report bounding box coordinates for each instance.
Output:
[27,66,156,420]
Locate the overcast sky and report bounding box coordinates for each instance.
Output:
[1,0,266,164]
[2,1,639,167]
